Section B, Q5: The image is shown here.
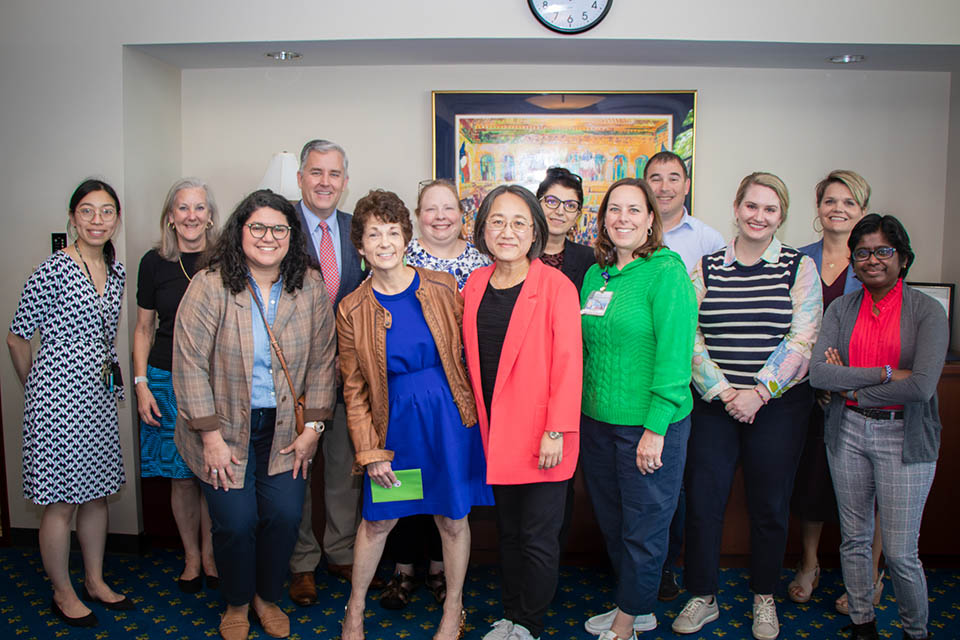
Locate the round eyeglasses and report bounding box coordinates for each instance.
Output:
[75,205,118,222]
[245,222,291,240]
[540,195,581,214]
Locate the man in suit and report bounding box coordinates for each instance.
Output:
[288,139,379,605]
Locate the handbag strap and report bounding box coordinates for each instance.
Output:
[246,282,299,403]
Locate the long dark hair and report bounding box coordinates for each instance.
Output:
[69,179,121,273]
[206,189,311,294]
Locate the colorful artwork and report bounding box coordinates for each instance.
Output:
[433,91,697,245]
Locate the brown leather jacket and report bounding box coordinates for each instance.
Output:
[336,267,478,474]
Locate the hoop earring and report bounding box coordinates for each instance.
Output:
[168,221,175,229]
[647,226,653,236]
[206,220,214,229]
[813,217,823,234]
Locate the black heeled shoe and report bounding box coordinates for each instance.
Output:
[51,598,98,627]
[205,573,220,589]
[80,584,136,611]
[178,574,203,594]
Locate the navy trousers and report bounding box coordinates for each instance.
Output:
[581,414,691,615]
[201,408,307,605]
[684,383,812,596]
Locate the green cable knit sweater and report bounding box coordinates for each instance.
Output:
[580,247,697,434]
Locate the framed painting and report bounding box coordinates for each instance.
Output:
[432,90,697,243]
[907,281,954,341]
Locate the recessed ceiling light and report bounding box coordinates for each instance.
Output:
[265,51,302,62]
[827,54,865,64]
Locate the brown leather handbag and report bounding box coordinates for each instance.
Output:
[247,283,307,435]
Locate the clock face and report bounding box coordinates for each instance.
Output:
[528,0,612,34]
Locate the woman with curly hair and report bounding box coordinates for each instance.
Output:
[173,189,338,640]
[338,189,492,640]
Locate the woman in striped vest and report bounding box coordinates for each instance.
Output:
[672,172,823,640]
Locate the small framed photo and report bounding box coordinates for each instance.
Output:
[907,282,954,339]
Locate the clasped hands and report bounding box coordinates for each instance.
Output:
[719,385,769,424]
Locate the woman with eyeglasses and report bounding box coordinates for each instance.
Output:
[810,214,946,640]
[673,172,822,640]
[338,189,491,640]
[173,189,337,640]
[133,178,220,594]
[537,167,596,291]
[8,179,132,627]
[789,170,885,613]
[375,179,492,612]
[462,185,583,640]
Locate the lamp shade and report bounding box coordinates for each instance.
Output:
[258,151,300,201]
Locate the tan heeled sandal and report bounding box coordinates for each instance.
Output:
[836,570,885,615]
[787,564,820,603]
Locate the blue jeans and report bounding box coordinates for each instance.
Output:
[580,414,690,615]
[201,408,307,605]
[828,408,936,639]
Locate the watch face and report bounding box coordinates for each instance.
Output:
[529,0,612,34]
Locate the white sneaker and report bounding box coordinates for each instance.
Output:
[752,595,779,640]
[507,623,538,640]
[483,618,514,640]
[598,631,638,640]
[584,608,658,635]
[671,596,720,634]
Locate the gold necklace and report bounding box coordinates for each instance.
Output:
[178,256,193,282]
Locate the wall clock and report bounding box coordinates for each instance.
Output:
[528,0,612,35]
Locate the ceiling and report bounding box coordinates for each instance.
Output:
[133,39,960,72]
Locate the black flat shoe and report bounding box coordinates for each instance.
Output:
[51,598,98,627]
[205,573,220,590]
[80,584,136,611]
[178,575,203,594]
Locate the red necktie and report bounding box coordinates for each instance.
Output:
[318,220,339,306]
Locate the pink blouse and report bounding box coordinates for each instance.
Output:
[848,278,904,410]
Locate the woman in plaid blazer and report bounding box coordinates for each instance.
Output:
[173,189,337,640]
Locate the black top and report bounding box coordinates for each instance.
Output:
[136,249,202,371]
[476,280,523,417]
[543,239,595,293]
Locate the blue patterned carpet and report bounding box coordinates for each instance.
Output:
[1,547,957,639]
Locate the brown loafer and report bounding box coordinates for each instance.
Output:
[219,608,250,640]
[252,602,290,638]
[288,572,317,606]
[327,563,386,590]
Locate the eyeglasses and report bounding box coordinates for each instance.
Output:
[76,205,118,222]
[245,222,291,240]
[853,246,896,262]
[540,195,581,214]
[486,217,532,233]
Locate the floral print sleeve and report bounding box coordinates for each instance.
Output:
[690,258,733,401]
[755,254,823,397]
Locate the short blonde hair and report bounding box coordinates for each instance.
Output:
[815,169,871,211]
[734,172,789,224]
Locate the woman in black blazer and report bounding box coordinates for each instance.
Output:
[536,167,596,291]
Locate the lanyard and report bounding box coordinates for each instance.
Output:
[74,243,112,357]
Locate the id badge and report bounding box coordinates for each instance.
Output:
[581,290,614,316]
[101,361,113,391]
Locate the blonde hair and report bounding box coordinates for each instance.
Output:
[157,178,220,261]
[734,172,790,224]
[815,169,871,211]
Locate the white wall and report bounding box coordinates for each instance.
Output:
[182,64,950,282]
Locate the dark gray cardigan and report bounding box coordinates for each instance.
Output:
[809,284,948,463]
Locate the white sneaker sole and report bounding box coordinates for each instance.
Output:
[584,613,657,635]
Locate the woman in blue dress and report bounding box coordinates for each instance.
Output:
[338,189,493,640]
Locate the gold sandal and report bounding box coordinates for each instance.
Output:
[836,570,885,615]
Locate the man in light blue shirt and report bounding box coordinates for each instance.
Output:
[643,151,725,603]
[645,151,726,274]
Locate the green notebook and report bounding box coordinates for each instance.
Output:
[370,468,424,503]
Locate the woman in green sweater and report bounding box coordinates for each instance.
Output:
[579,177,698,640]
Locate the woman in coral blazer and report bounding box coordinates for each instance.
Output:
[462,184,582,640]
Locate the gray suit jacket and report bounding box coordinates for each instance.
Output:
[810,283,948,462]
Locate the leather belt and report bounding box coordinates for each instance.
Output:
[849,405,903,421]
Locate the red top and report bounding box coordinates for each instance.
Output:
[847,278,903,410]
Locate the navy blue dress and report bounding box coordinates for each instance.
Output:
[362,273,493,520]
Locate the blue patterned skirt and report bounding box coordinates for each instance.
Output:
[139,365,193,479]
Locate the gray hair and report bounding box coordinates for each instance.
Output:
[157,177,220,261]
[299,139,349,175]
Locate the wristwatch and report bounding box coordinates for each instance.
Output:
[547,431,563,440]
[304,421,325,434]
[882,364,893,384]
